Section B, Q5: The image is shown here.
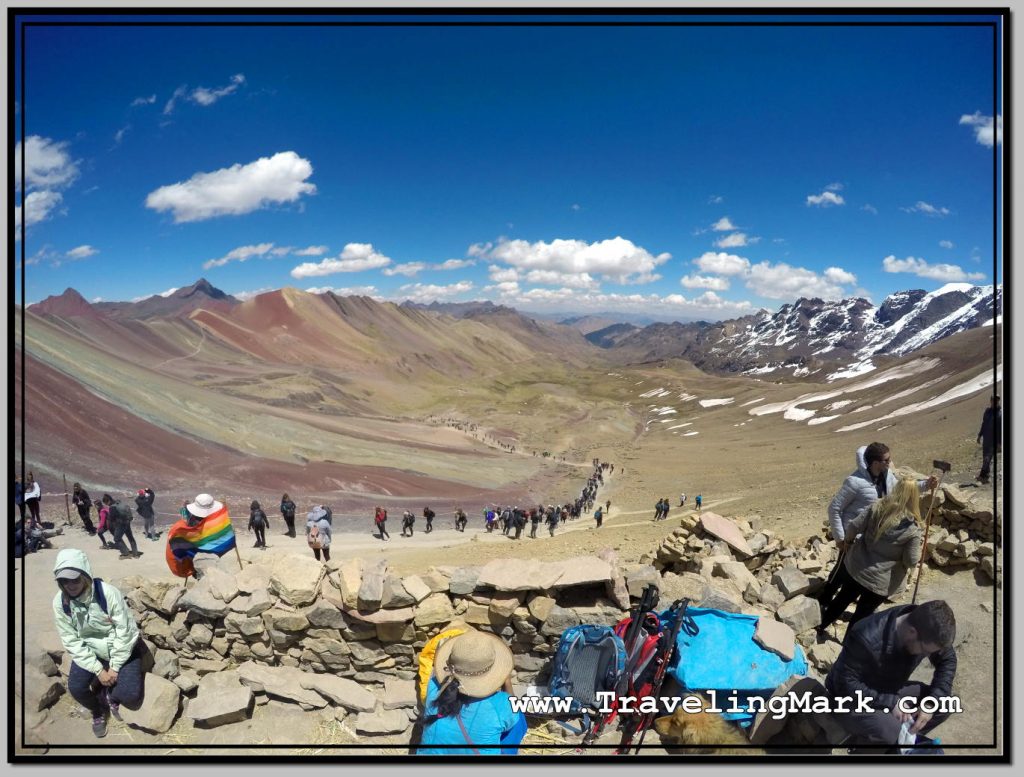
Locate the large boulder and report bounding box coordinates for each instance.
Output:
[187,671,254,727]
[270,555,325,607]
[414,593,456,627]
[699,579,744,613]
[236,662,329,709]
[332,558,364,608]
[776,596,821,634]
[381,575,417,608]
[699,512,754,558]
[203,566,240,603]
[714,560,761,594]
[753,618,796,662]
[659,572,708,604]
[401,575,432,604]
[380,678,418,710]
[539,605,581,637]
[305,599,346,629]
[301,674,376,711]
[22,666,64,712]
[448,566,482,595]
[549,556,613,588]
[355,709,411,735]
[179,577,230,619]
[527,594,557,622]
[358,559,389,609]
[772,567,811,599]
[262,608,310,633]
[235,563,273,595]
[121,674,181,733]
[489,593,524,619]
[625,565,660,598]
[477,559,561,592]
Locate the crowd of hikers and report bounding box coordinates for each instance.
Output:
[21,396,1002,751]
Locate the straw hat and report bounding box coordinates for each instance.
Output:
[433,630,515,698]
[186,493,222,518]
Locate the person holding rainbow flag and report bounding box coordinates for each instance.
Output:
[165,493,239,579]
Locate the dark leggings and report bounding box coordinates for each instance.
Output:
[112,522,139,554]
[253,525,266,547]
[312,546,330,561]
[26,497,41,524]
[283,514,296,536]
[77,507,96,533]
[819,565,888,631]
[68,641,145,716]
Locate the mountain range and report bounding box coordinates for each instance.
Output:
[28,279,1000,383]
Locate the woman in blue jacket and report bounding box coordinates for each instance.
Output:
[418,630,527,755]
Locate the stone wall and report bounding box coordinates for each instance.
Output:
[22,497,996,743]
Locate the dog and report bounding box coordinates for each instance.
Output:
[653,695,766,755]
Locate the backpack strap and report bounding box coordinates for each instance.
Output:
[455,713,481,755]
[61,578,108,616]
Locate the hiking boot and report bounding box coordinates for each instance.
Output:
[92,713,108,738]
[118,553,134,560]
[132,550,144,558]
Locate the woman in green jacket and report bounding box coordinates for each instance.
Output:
[52,548,143,738]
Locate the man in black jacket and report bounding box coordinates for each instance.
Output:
[826,600,957,747]
[977,395,1001,484]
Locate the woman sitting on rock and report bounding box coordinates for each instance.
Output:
[819,477,923,633]
[417,630,527,755]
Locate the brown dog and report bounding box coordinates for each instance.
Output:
[653,695,766,755]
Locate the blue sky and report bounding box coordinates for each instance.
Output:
[13,13,1003,321]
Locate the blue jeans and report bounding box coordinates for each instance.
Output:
[67,641,145,716]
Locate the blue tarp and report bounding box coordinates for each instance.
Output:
[669,607,808,725]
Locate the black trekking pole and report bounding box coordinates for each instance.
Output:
[618,598,693,754]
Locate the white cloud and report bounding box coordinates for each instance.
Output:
[270,246,293,257]
[714,232,757,248]
[861,204,878,215]
[468,236,670,285]
[746,261,849,300]
[306,285,381,298]
[825,182,844,192]
[693,251,751,276]
[488,265,520,283]
[396,281,475,303]
[14,190,64,236]
[959,111,1002,147]
[708,194,724,204]
[711,216,738,231]
[145,151,316,223]
[291,243,392,278]
[90,296,104,303]
[901,201,950,217]
[294,245,328,257]
[806,191,845,207]
[435,258,475,271]
[483,281,521,295]
[233,287,275,301]
[523,269,600,289]
[501,288,757,320]
[14,136,80,191]
[130,287,180,303]
[382,262,427,277]
[882,255,985,282]
[191,73,246,107]
[571,203,581,211]
[66,245,98,259]
[163,85,188,115]
[939,240,954,249]
[131,94,156,107]
[680,274,730,291]
[823,266,857,285]
[114,125,131,145]
[203,242,275,270]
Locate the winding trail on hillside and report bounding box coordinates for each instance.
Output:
[153,327,207,370]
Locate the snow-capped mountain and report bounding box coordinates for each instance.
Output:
[594,283,1000,381]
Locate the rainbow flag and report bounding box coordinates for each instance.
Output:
[165,504,236,578]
